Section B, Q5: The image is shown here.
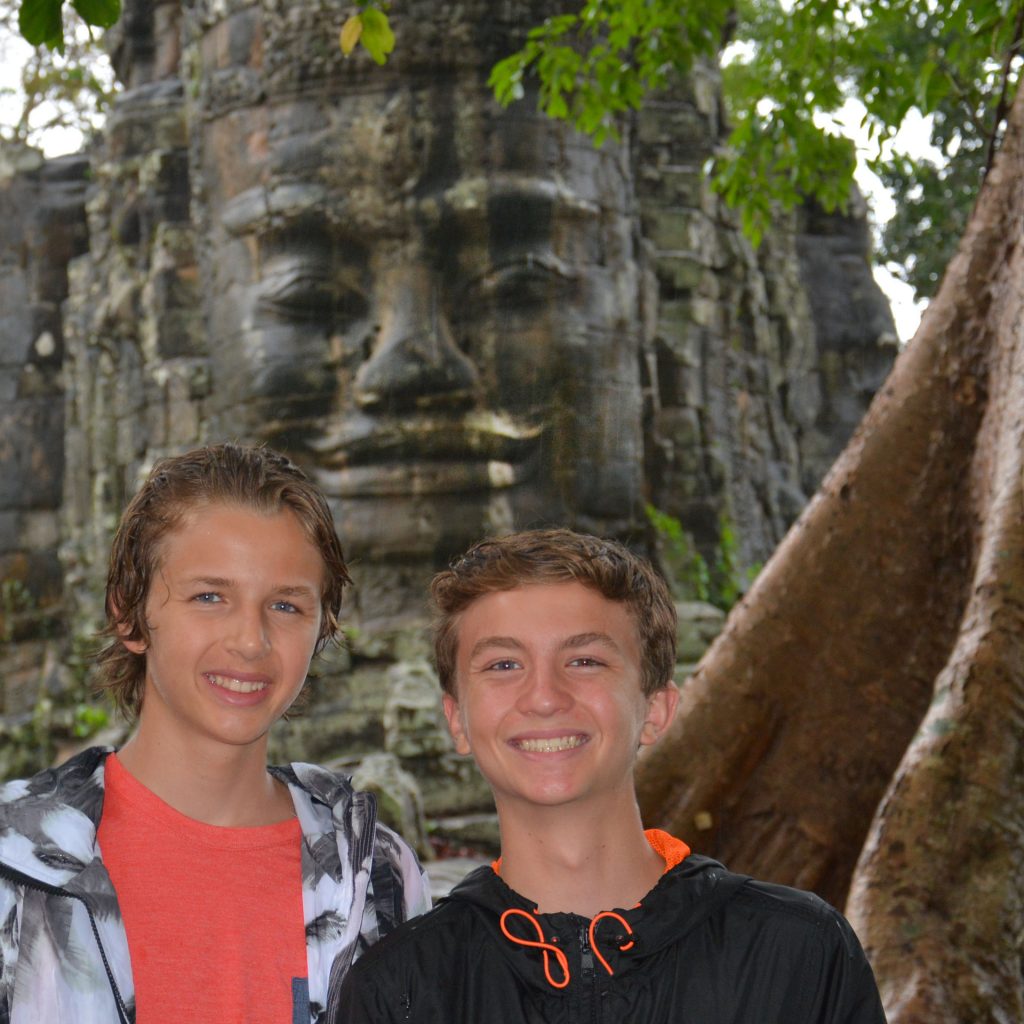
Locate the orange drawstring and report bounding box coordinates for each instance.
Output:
[499,908,571,989]
[588,911,635,977]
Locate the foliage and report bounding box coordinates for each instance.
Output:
[338,2,395,66]
[728,0,1023,289]
[491,0,1023,252]
[869,0,1020,299]
[0,628,111,782]
[646,504,759,611]
[16,0,118,53]
[490,1,732,146]
[2,0,115,150]
[1,578,34,643]
[12,0,1022,283]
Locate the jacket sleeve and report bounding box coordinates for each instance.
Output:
[807,909,888,1024]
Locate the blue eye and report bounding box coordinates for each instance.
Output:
[272,600,300,613]
[193,592,222,604]
[487,659,521,671]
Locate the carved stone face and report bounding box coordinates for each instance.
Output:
[189,3,644,622]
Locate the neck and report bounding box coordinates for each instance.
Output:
[116,725,292,826]
[496,794,663,918]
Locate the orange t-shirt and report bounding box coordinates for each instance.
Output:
[97,754,308,1024]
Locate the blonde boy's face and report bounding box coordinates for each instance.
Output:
[443,581,678,815]
[122,503,324,755]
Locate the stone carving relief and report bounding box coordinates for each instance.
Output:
[0,1,898,833]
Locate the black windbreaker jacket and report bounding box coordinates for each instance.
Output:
[336,852,887,1023]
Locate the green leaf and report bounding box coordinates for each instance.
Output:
[359,7,395,65]
[19,0,65,51]
[71,0,121,29]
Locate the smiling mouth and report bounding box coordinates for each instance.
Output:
[205,673,268,694]
[514,735,588,753]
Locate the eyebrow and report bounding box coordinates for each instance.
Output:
[467,632,620,660]
[468,636,525,660]
[561,632,619,652]
[272,585,319,598]
[187,576,233,589]
[185,577,317,597]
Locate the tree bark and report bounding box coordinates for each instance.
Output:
[637,88,1023,915]
[639,78,1024,1020]
[845,79,1024,1024]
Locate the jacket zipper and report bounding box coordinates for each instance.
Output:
[578,922,599,1024]
[0,861,134,1024]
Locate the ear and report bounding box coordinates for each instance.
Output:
[112,608,147,655]
[442,693,472,756]
[639,682,679,747]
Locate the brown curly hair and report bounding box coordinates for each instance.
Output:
[96,443,351,720]
[431,528,677,698]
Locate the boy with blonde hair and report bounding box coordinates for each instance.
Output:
[0,443,428,1024]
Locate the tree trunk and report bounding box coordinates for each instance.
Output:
[639,78,1024,1019]
[845,81,1024,1024]
[637,82,1024,925]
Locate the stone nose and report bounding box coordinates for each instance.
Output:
[355,267,477,411]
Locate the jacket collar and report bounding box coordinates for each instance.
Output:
[445,852,750,991]
[0,745,111,890]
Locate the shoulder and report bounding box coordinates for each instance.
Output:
[661,855,867,964]
[337,896,482,1023]
[731,877,862,952]
[0,747,110,884]
[0,746,109,807]
[352,863,499,975]
[351,893,479,979]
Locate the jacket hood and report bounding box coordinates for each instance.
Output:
[442,852,750,992]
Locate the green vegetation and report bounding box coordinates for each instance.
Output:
[727,0,1021,294]
[13,0,1021,284]
[1,578,34,643]
[339,2,395,65]
[0,585,110,780]
[2,1,115,150]
[15,0,118,53]
[489,0,1022,254]
[645,504,760,611]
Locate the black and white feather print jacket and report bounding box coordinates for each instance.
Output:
[0,746,429,1024]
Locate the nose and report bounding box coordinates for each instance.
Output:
[516,665,574,716]
[227,604,271,659]
[355,263,478,411]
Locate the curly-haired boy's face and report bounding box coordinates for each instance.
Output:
[442,581,678,815]
[122,503,325,754]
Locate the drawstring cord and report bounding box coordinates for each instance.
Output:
[500,908,571,988]
[588,910,635,977]
[499,907,636,989]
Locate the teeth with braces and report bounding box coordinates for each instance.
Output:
[516,735,586,753]
[206,674,268,694]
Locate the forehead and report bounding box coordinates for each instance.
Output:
[151,501,325,573]
[455,581,640,656]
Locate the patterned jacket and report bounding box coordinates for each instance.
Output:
[0,746,429,1024]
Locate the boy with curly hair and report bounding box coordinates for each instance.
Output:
[338,528,885,1023]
